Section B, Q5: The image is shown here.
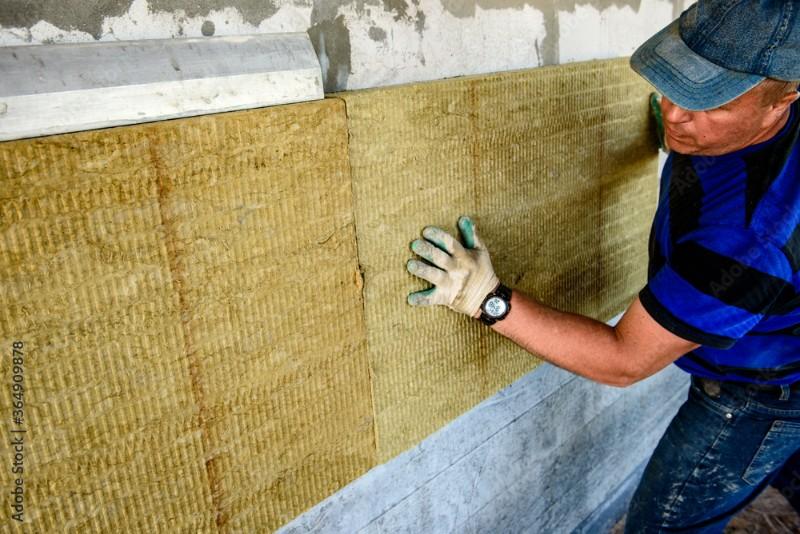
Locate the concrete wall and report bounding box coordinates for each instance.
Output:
[1,0,688,92]
[1,1,694,531]
[279,363,689,534]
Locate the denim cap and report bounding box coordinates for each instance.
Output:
[631,1,800,111]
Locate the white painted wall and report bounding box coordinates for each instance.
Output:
[0,0,689,91]
[558,1,676,63]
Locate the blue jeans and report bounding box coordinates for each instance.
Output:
[625,375,800,533]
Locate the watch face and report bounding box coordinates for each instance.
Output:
[484,296,508,318]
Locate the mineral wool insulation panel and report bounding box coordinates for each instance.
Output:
[338,58,658,461]
[0,57,658,532]
[0,100,375,532]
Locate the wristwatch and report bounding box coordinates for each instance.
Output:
[478,283,512,325]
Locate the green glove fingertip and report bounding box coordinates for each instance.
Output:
[407,287,435,306]
[650,92,668,152]
[458,216,476,249]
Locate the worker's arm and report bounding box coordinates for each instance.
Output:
[489,290,699,387]
[406,216,699,387]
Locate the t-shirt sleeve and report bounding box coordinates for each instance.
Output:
[639,226,794,349]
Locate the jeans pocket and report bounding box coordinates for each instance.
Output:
[742,420,800,486]
[690,382,739,418]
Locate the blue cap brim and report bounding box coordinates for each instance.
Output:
[630,18,764,111]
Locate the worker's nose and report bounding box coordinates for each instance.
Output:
[661,96,692,124]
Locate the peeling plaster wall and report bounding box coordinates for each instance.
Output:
[0,0,690,92]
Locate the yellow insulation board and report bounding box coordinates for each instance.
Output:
[338,58,658,460]
[0,57,658,531]
[0,100,375,532]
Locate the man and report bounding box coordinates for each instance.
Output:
[405,1,800,531]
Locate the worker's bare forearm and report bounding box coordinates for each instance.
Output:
[491,289,634,387]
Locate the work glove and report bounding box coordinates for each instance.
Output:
[406,215,499,318]
[650,92,669,152]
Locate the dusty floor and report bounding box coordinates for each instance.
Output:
[611,487,800,533]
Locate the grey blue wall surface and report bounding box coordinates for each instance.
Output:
[279,360,689,533]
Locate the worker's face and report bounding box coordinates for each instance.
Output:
[661,86,798,156]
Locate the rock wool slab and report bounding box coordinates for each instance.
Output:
[338,58,658,460]
[0,57,658,531]
[0,100,375,531]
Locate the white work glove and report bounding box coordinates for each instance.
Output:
[406,215,500,318]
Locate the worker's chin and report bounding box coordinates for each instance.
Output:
[670,142,727,156]
[670,144,702,155]
[666,135,704,155]
[666,133,730,156]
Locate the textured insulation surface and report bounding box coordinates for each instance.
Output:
[0,58,657,531]
[0,100,375,532]
[338,58,657,460]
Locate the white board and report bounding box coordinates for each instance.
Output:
[0,33,324,141]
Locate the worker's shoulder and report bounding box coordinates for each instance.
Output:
[740,105,800,263]
[683,222,794,277]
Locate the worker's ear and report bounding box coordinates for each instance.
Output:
[761,89,799,129]
[772,89,800,113]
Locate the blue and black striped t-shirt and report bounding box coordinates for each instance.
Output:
[640,100,800,385]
